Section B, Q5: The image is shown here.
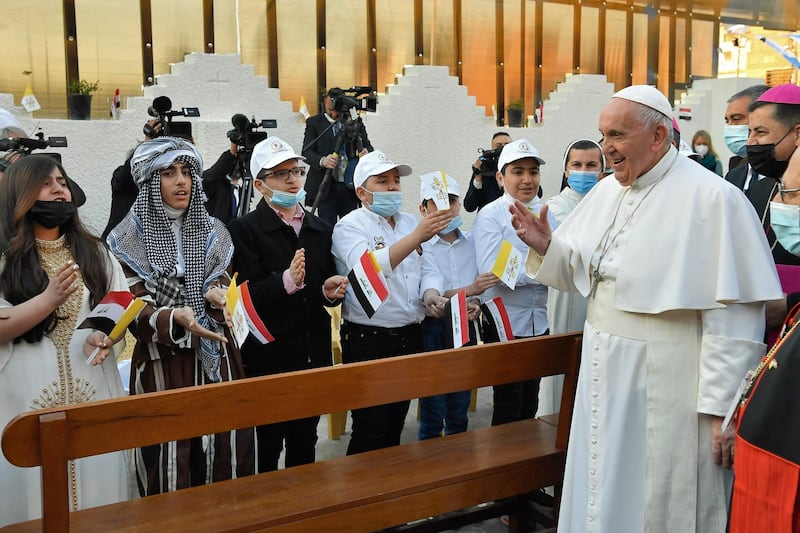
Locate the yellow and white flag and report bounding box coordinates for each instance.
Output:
[21,84,41,112]
[299,96,310,120]
[491,240,525,290]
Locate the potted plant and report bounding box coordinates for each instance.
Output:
[67,79,100,120]
[506,99,525,128]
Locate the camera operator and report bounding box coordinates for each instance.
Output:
[463,132,512,212]
[0,110,86,206]
[0,110,28,173]
[302,87,373,227]
[201,139,242,224]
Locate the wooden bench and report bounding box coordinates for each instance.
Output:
[2,333,582,533]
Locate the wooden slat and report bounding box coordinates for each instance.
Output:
[3,419,562,533]
[39,412,68,533]
[3,334,581,468]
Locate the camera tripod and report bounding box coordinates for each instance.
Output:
[308,113,365,216]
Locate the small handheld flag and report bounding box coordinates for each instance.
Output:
[78,291,145,364]
[347,250,389,318]
[447,289,470,349]
[491,240,525,290]
[480,297,514,342]
[226,275,274,347]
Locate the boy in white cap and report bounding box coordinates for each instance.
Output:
[228,136,348,472]
[331,149,451,455]
[473,138,556,426]
[417,171,499,440]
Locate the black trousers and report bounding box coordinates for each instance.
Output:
[341,321,424,455]
[255,416,320,473]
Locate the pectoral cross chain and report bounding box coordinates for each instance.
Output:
[590,268,602,299]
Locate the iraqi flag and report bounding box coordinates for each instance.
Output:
[110,88,121,119]
[239,280,274,344]
[77,291,145,341]
[348,250,389,318]
[445,289,470,349]
[480,297,514,342]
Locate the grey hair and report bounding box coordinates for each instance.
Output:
[633,105,672,148]
[727,84,770,104]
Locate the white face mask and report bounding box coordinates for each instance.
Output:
[693,144,709,157]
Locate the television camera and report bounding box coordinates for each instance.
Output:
[476,146,502,177]
[226,113,278,218]
[144,96,200,140]
[0,128,68,172]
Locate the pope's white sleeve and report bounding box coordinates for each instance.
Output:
[698,301,766,416]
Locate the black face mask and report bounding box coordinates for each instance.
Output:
[28,200,77,229]
[746,128,797,179]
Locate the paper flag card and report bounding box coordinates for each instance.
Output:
[226,275,250,348]
[480,297,514,342]
[77,291,145,341]
[491,240,524,290]
[226,276,274,347]
[348,250,389,318]
[447,289,470,349]
[239,281,274,344]
[430,171,451,211]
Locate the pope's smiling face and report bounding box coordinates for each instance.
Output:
[599,98,670,187]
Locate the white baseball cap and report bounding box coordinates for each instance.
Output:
[353,149,412,189]
[249,136,305,178]
[497,138,546,171]
[612,85,674,119]
[420,171,461,202]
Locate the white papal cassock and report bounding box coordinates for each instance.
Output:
[526,147,783,533]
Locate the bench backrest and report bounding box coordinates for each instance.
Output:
[2,332,582,531]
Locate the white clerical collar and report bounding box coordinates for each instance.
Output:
[632,146,678,190]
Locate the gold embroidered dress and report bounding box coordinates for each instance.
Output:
[0,235,131,526]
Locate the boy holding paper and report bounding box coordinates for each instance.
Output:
[227,137,347,472]
[332,150,451,455]
[418,171,499,439]
[473,138,556,425]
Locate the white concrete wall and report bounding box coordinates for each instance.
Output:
[0,53,749,234]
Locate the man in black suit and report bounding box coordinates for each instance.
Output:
[302,88,373,226]
[463,132,511,212]
[723,84,769,193]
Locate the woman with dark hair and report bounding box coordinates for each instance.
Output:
[691,129,723,176]
[0,154,131,526]
[107,137,255,496]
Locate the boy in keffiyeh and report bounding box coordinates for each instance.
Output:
[107,136,255,495]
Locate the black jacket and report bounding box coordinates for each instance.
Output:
[301,113,373,204]
[203,150,241,224]
[228,200,339,376]
[463,169,503,212]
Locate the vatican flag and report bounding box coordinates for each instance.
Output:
[21,84,41,112]
[299,96,310,120]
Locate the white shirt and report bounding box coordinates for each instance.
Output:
[473,193,556,337]
[332,206,427,328]
[419,229,477,297]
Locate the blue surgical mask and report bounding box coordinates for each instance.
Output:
[724,124,749,157]
[566,170,599,194]
[366,190,403,217]
[440,215,463,235]
[770,201,800,256]
[267,186,306,208]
